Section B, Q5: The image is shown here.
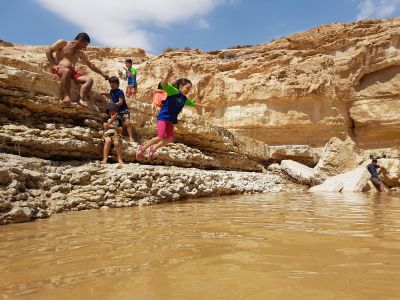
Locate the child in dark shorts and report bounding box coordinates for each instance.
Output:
[102,76,134,142]
[101,103,124,164]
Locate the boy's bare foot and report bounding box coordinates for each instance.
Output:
[118,160,124,165]
[59,97,75,107]
[129,138,134,142]
[100,159,107,164]
[77,98,89,107]
[63,96,72,105]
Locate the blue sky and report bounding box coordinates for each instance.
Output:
[1,0,400,54]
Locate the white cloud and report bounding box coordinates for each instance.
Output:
[36,0,232,51]
[197,19,211,29]
[356,0,400,20]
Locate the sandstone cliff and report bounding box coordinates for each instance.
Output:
[138,18,400,155]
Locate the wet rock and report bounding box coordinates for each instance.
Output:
[6,206,32,223]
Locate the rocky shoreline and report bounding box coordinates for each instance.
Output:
[0,153,304,225]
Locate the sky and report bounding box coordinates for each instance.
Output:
[1,0,400,54]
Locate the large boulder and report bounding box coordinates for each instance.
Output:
[281,160,314,185]
[282,137,363,184]
[313,137,362,182]
[377,158,400,187]
[309,167,371,192]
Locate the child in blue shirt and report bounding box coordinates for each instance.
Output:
[136,67,206,160]
[103,76,134,142]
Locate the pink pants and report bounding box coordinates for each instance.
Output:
[157,120,174,139]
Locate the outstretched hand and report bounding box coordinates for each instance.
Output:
[166,67,175,78]
[103,74,110,80]
[162,66,175,85]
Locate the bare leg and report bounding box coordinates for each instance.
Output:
[124,118,134,141]
[73,76,94,107]
[59,68,72,104]
[131,88,137,100]
[101,137,112,163]
[141,136,162,152]
[114,140,124,164]
[136,137,161,160]
[125,87,131,98]
[152,138,173,152]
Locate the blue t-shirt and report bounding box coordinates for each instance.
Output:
[110,88,128,111]
[157,84,196,124]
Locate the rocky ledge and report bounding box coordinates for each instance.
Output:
[0,154,303,225]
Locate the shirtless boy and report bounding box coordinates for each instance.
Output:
[46,32,109,106]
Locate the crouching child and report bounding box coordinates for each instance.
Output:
[101,103,124,164]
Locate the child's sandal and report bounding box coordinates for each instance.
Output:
[148,146,156,160]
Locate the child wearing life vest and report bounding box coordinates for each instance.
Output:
[136,67,206,159]
[152,82,167,108]
[123,59,137,99]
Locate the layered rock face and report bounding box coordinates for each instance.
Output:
[138,18,400,152]
[0,40,322,168]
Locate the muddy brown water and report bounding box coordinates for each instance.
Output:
[1,192,400,299]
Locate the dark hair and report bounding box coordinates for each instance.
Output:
[372,158,378,163]
[157,82,163,89]
[125,59,133,64]
[74,32,90,43]
[172,78,192,89]
[109,76,119,85]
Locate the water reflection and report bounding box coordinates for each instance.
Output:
[0,192,399,299]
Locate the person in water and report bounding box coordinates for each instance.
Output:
[136,67,206,159]
[46,32,109,107]
[367,157,388,192]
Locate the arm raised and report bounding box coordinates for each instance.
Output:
[79,52,109,80]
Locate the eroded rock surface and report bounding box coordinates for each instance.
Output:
[0,154,303,224]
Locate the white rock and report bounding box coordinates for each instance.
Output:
[309,167,371,192]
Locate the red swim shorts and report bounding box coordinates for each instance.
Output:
[52,66,83,79]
